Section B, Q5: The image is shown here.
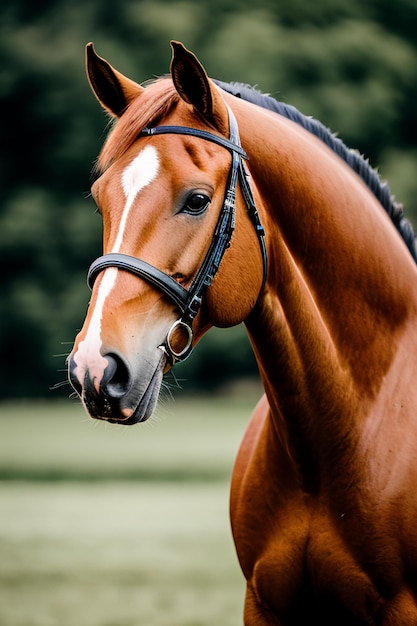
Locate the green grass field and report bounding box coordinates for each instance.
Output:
[0,392,261,626]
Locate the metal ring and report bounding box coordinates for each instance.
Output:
[165,320,193,361]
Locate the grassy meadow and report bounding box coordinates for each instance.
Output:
[0,390,262,626]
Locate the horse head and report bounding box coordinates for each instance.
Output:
[68,42,265,424]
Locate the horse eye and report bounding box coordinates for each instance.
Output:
[182,193,211,215]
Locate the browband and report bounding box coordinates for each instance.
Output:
[139,125,248,160]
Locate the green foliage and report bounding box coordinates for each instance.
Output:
[1,0,417,397]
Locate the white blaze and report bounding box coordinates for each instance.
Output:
[116,146,160,251]
[73,146,160,383]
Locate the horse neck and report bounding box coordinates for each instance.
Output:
[236,103,417,483]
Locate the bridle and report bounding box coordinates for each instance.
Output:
[87,105,268,364]
[87,106,267,364]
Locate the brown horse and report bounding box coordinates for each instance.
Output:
[68,41,417,624]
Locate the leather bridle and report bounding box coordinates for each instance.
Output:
[87,105,268,364]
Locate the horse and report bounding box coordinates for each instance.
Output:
[68,40,417,624]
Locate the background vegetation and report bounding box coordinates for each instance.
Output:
[1,0,417,398]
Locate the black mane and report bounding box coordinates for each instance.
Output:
[214,79,417,263]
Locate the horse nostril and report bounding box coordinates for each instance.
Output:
[68,356,82,395]
[101,353,131,399]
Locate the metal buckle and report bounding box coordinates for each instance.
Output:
[164,319,193,363]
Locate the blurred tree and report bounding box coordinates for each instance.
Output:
[0,0,416,397]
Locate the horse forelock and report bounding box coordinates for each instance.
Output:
[96,78,179,175]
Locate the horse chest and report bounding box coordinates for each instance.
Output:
[231,418,382,622]
[240,499,384,624]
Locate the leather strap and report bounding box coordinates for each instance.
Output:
[139,125,248,160]
[88,254,189,313]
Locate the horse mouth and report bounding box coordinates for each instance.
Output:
[81,357,165,425]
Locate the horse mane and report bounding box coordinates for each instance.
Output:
[214,79,417,263]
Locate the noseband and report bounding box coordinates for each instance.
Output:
[87,105,267,364]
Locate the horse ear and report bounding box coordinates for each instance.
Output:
[170,41,228,131]
[86,42,144,117]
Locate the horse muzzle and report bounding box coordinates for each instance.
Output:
[68,350,165,424]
